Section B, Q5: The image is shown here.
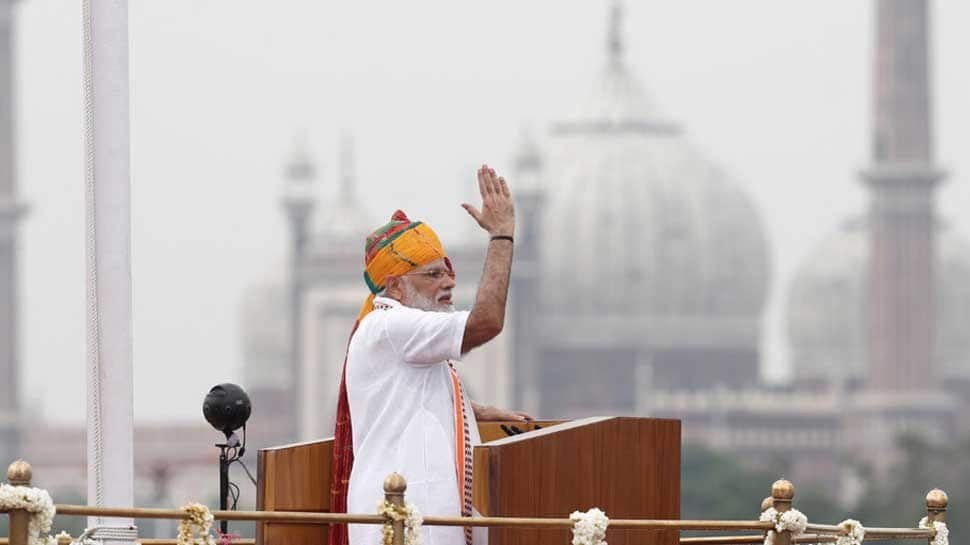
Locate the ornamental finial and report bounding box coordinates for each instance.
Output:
[608,0,624,67]
[383,472,407,495]
[772,479,795,501]
[926,489,948,510]
[7,459,32,486]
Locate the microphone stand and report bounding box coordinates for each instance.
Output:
[215,430,244,535]
[215,441,231,534]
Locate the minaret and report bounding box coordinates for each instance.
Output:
[281,135,316,440]
[509,128,543,413]
[0,0,27,466]
[861,0,945,391]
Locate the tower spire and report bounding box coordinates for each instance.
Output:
[608,0,624,68]
[871,0,933,163]
[862,0,945,392]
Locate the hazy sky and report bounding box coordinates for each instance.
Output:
[14,1,970,422]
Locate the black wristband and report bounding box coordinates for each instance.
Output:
[490,235,514,243]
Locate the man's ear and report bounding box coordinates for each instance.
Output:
[384,276,403,300]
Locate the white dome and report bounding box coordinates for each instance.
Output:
[540,46,769,320]
[787,218,970,382]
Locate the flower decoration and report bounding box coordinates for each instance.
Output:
[0,483,57,545]
[834,519,865,545]
[177,503,217,545]
[217,531,240,545]
[377,501,423,545]
[760,507,807,545]
[569,508,609,545]
[919,518,948,545]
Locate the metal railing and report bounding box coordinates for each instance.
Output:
[1,460,949,545]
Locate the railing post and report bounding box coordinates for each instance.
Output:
[925,488,947,544]
[760,496,773,541]
[384,473,408,545]
[771,479,795,545]
[7,460,33,545]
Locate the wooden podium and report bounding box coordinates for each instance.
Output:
[257,417,680,545]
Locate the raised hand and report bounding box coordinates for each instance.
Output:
[461,164,515,238]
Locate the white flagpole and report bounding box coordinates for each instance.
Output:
[83,0,136,541]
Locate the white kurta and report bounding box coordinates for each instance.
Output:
[346,296,483,545]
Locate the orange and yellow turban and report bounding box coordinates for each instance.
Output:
[358,210,449,321]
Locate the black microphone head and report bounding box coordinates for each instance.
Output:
[203,383,252,438]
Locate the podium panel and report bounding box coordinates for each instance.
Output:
[257,417,680,545]
[257,439,333,545]
[473,417,680,545]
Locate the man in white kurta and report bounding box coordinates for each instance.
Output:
[346,296,482,545]
[332,165,524,545]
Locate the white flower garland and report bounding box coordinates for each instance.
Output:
[569,508,609,545]
[834,519,865,545]
[177,503,217,545]
[377,501,423,545]
[759,508,807,545]
[919,518,948,545]
[0,483,57,545]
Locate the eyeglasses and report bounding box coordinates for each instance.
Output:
[403,269,456,281]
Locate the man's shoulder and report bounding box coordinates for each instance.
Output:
[352,302,417,344]
[370,297,441,323]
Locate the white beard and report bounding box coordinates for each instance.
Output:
[402,279,455,313]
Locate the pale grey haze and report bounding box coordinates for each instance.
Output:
[14,1,970,422]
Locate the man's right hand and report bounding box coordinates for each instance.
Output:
[460,164,516,355]
[462,165,515,238]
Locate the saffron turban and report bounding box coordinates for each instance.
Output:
[357,209,450,321]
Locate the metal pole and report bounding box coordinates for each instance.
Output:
[219,446,230,534]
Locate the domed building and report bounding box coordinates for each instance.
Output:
[511,3,770,417]
[788,218,970,394]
